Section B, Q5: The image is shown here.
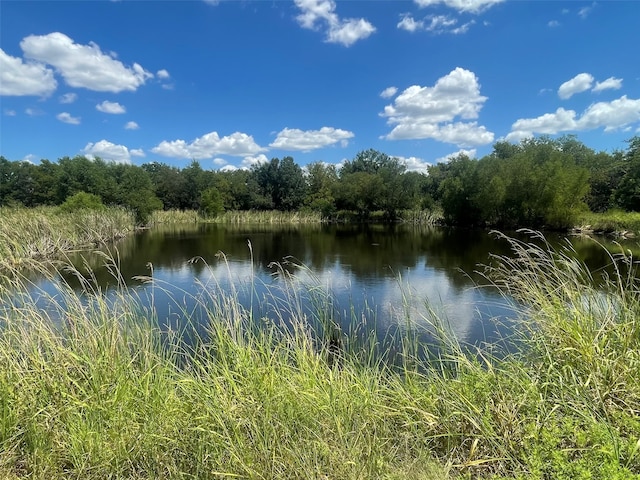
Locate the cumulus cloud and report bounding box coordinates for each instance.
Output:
[592,77,623,93]
[151,131,267,159]
[380,86,398,99]
[558,73,594,99]
[82,139,138,163]
[125,121,139,130]
[56,112,80,125]
[413,0,504,14]
[4,109,16,116]
[240,154,269,169]
[394,155,431,173]
[397,15,424,32]
[96,100,126,114]
[269,127,354,151]
[294,0,375,47]
[381,67,494,146]
[59,92,77,103]
[548,20,560,27]
[0,48,57,96]
[506,95,640,140]
[20,32,154,93]
[156,69,170,79]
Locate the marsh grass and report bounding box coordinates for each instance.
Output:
[0,206,135,271]
[575,210,640,236]
[1,232,639,478]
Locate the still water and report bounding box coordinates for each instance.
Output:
[26,223,639,353]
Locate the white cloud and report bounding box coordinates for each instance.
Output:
[381,67,493,146]
[380,86,398,99]
[397,15,424,32]
[395,155,431,173]
[578,96,640,131]
[96,100,126,114]
[4,109,16,116]
[592,76,623,93]
[426,15,457,32]
[506,95,640,140]
[578,2,596,19]
[59,92,77,103]
[151,131,267,159]
[435,148,477,163]
[548,20,560,27]
[82,139,136,164]
[294,0,375,47]
[156,69,170,79]
[56,112,80,125]
[130,148,145,157]
[450,19,475,34]
[413,0,504,14]
[558,73,594,99]
[241,154,269,169]
[269,127,354,152]
[25,107,44,116]
[125,121,139,130]
[0,48,57,96]
[20,32,154,93]
[213,158,228,166]
[398,14,474,34]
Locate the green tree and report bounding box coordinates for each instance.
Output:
[305,161,338,217]
[111,164,163,223]
[251,157,307,211]
[199,187,225,217]
[337,149,412,219]
[613,136,640,211]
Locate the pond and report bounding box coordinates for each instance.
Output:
[15,223,640,359]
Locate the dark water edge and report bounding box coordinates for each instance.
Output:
[8,223,640,365]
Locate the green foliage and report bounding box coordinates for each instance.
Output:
[2,135,640,227]
[251,157,307,211]
[429,137,591,229]
[58,192,105,212]
[613,137,640,211]
[199,187,225,218]
[336,149,418,219]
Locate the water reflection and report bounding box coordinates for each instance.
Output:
[26,224,640,353]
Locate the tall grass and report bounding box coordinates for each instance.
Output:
[1,232,639,478]
[148,209,200,225]
[0,206,135,271]
[575,209,640,237]
[213,210,324,224]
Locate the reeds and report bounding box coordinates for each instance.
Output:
[1,232,639,478]
[0,206,135,271]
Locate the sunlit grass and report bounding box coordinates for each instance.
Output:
[1,232,639,478]
[575,209,640,236]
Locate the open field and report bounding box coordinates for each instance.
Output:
[0,232,639,479]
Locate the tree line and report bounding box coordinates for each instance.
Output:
[1,135,639,227]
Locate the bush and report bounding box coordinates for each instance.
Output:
[58,192,105,213]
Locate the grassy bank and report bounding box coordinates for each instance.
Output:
[575,210,640,237]
[1,234,639,478]
[0,206,135,270]
[149,208,444,226]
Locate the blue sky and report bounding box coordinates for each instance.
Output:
[1,0,639,172]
